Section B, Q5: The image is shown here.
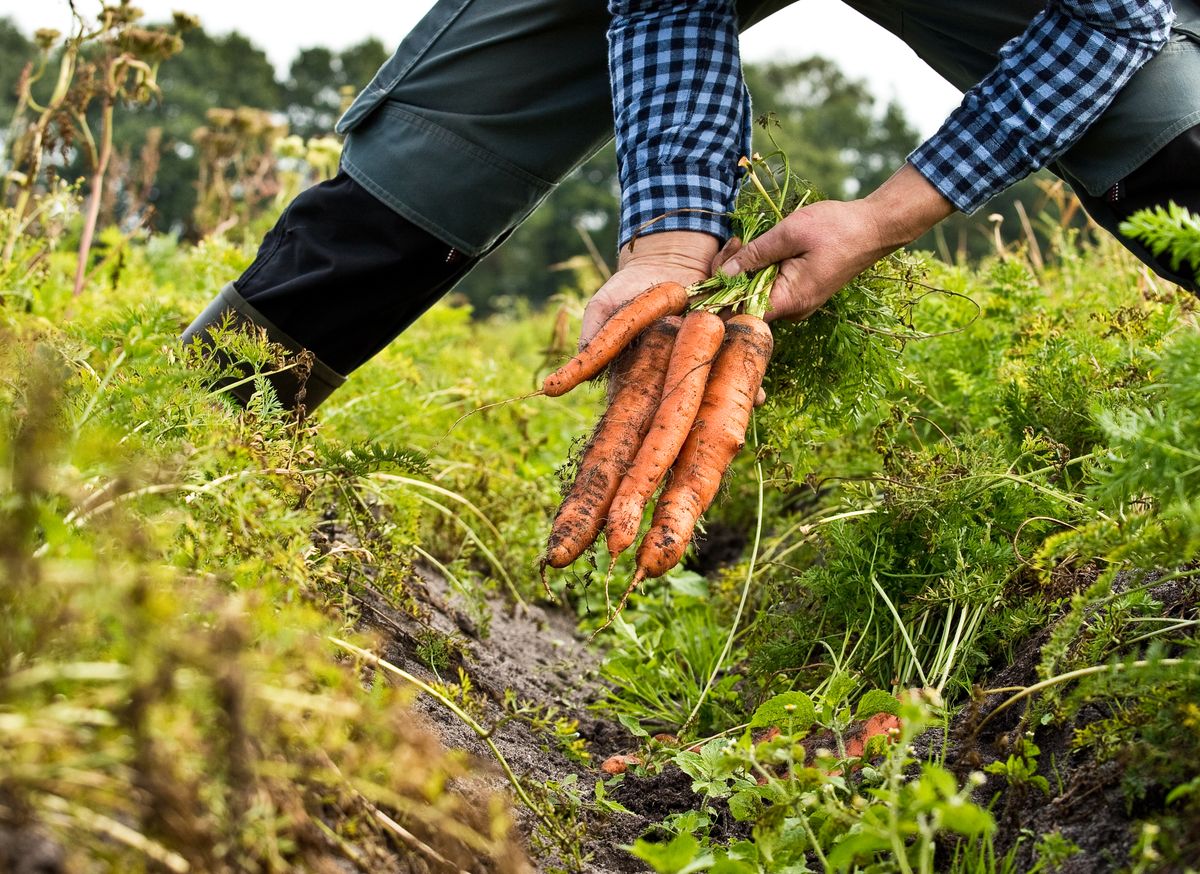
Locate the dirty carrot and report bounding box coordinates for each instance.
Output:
[543,316,681,569]
[542,281,688,398]
[604,310,725,558]
[636,314,774,579]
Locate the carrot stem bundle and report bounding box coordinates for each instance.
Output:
[635,314,774,580]
[604,310,726,558]
[543,316,681,570]
[541,281,689,398]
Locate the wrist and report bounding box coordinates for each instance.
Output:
[618,230,720,274]
[863,163,955,250]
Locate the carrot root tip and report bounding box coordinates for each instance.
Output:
[538,560,557,603]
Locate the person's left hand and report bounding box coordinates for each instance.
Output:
[715,198,893,321]
[716,163,954,321]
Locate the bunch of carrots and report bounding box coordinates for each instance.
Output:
[540,152,812,624]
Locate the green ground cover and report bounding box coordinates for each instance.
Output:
[2,190,1200,873]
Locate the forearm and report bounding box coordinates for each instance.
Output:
[863,163,955,250]
[911,0,1175,213]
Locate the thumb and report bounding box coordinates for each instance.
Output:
[723,222,797,277]
[711,236,743,272]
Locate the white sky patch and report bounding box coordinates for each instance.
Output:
[2,0,962,137]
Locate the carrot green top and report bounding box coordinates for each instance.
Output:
[688,150,816,320]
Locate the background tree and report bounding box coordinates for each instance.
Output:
[744,57,921,198]
[284,39,389,139]
[0,18,33,122]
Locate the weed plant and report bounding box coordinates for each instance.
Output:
[0,202,584,869]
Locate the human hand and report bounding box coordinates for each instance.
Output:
[717,163,954,321]
[579,230,718,348]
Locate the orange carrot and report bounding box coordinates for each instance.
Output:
[635,314,774,579]
[604,310,726,558]
[542,281,689,398]
[544,316,681,569]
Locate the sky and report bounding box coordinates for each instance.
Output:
[1,0,963,136]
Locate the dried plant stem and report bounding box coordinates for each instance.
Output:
[370,806,471,874]
[39,794,189,873]
[442,390,544,439]
[976,658,1191,733]
[74,97,115,296]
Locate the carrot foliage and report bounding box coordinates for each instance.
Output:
[691,143,970,437]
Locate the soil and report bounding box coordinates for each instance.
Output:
[926,570,1200,873]
[352,559,651,874]
[610,768,749,845]
[353,546,752,871]
[686,520,748,577]
[0,821,67,874]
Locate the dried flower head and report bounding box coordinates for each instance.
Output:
[103,2,145,26]
[274,135,306,161]
[205,108,235,128]
[34,28,62,50]
[171,11,200,32]
[119,27,183,63]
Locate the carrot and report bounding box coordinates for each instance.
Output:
[542,281,689,398]
[604,310,726,558]
[635,314,774,579]
[543,316,681,569]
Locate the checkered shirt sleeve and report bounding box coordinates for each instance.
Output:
[608,0,750,248]
[910,0,1175,213]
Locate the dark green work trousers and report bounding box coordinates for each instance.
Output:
[185,0,1200,411]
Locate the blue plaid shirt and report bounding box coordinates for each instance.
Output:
[608,0,1176,247]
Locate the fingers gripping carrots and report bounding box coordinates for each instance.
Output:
[544,316,681,569]
[604,311,725,558]
[541,281,689,398]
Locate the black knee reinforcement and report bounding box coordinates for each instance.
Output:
[182,171,483,412]
[1073,123,1200,295]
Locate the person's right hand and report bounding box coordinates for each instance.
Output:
[579,230,718,349]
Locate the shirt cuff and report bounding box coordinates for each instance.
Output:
[907,112,1018,214]
[618,162,737,247]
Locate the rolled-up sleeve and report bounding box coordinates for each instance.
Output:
[909,0,1175,213]
[608,0,751,248]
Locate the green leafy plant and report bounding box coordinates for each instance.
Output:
[596,574,746,735]
[984,737,1051,796]
[1120,202,1200,282]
